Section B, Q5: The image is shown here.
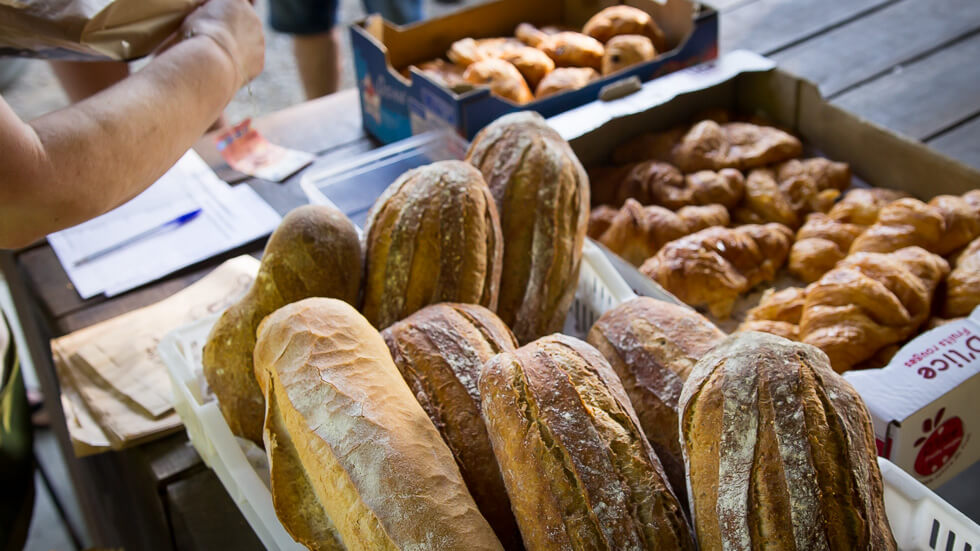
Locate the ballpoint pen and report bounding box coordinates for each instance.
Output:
[72,208,203,267]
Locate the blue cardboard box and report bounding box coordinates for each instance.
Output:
[352,0,718,144]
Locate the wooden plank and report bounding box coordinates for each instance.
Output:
[773,0,980,96]
[833,32,980,141]
[167,469,265,551]
[721,0,895,55]
[927,114,980,170]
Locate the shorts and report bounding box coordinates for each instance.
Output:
[269,0,423,35]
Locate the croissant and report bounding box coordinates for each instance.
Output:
[613,120,802,172]
[944,236,980,317]
[747,247,949,372]
[602,34,656,75]
[738,286,807,340]
[534,67,599,98]
[789,187,910,282]
[497,46,555,89]
[802,247,949,372]
[590,161,744,209]
[411,59,468,90]
[462,59,534,104]
[582,5,667,51]
[851,191,980,256]
[447,37,526,66]
[639,223,794,318]
[587,204,618,239]
[734,158,851,229]
[597,199,729,265]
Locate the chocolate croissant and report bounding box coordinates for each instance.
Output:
[851,191,980,256]
[945,236,980,317]
[596,199,729,266]
[590,161,744,210]
[480,334,695,550]
[613,120,803,172]
[789,187,910,282]
[639,223,795,318]
[583,5,667,51]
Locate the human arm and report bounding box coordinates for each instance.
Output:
[0,0,264,249]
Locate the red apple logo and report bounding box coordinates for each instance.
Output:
[913,408,964,476]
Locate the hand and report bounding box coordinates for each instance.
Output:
[179,0,265,87]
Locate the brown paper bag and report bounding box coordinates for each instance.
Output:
[0,0,197,60]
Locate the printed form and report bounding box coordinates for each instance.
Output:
[49,151,281,298]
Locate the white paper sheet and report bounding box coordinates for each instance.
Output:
[48,151,281,299]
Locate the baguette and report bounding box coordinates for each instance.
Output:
[254,298,503,550]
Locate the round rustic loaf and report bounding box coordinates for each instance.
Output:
[382,303,521,549]
[202,204,362,444]
[466,112,589,344]
[362,160,503,330]
[679,331,896,550]
[480,334,694,551]
[587,297,724,506]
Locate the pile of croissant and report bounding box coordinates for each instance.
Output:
[408,5,668,104]
[588,111,980,373]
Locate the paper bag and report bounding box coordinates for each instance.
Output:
[0,0,197,60]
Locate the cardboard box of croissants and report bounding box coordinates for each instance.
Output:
[188,110,963,549]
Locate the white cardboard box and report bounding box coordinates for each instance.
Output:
[552,50,980,488]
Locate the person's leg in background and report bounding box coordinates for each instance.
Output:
[49,60,130,103]
[270,0,343,99]
[362,0,423,26]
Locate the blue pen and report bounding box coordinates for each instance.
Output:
[72,208,203,267]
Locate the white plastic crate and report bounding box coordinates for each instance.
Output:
[159,239,979,550]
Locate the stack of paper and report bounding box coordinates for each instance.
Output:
[48,151,281,298]
[52,255,260,456]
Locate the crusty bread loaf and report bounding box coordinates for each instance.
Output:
[587,297,724,505]
[254,298,503,551]
[203,204,361,444]
[381,303,522,549]
[480,334,694,550]
[363,160,503,330]
[679,332,896,550]
[466,112,589,344]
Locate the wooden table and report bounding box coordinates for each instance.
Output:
[4,0,980,547]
